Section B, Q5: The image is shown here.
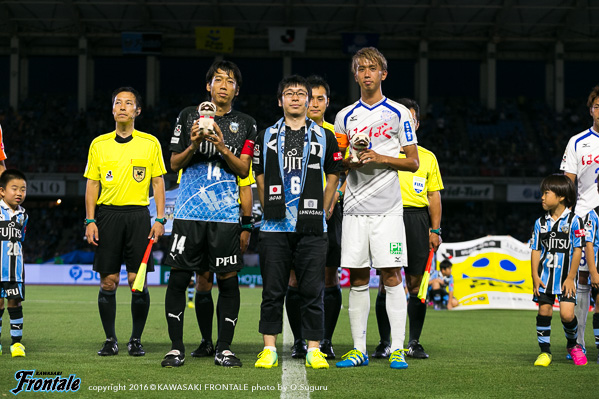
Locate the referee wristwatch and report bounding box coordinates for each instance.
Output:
[155,217,167,225]
[430,228,442,236]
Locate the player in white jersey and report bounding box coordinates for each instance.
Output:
[334,47,419,370]
[560,85,599,355]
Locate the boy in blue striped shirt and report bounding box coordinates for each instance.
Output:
[0,169,28,357]
[530,173,586,366]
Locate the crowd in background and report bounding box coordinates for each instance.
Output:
[0,93,590,263]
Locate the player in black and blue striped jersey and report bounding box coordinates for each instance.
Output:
[0,169,28,358]
[530,173,586,366]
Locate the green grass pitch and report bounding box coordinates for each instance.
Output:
[0,285,597,398]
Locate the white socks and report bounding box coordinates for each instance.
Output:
[385,284,407,352]
[576,284,591,347]
[348,284,370,354]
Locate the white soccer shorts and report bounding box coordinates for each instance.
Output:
[340,214,408,269]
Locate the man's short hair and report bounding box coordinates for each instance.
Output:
[0,169,27,188]
[206,60,243,90]
[587,85,599,108]
[111,87,142,109]
[540,173,577,208]
[306,75,330,98]
[351,47,388,75]
[397,98,420,122]
[277,75,312,102]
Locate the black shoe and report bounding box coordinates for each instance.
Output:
[371,341,391,359]
[291,339,307,359]
[407,340,429,359]
[191,339,215,357]
[127,338,145,357]
[97,338,118,356]
[161,350,185,367]
[320,339,336,359]
[214,349,242,367]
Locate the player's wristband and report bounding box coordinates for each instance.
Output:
[84,218,96,226]
[155,218,167,225]
[430,228,442,236]
[337,189,344,200]
[241,216,254,232]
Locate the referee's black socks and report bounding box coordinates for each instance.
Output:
[165,269,193,352]
[375,291,391,344]
[98,288,117,340]
[216,275,240,352]
[408,293,427,342]
[323,285,342,341]
[131,288,150,340]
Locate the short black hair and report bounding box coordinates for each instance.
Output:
[206,60,243,90]
[540,173,576,208]
[111,87,142,109]
[397,98,420,122]
[0,169,27,188]
[440,260,452,270]
[277,75,312,102]
[306,75,330,98]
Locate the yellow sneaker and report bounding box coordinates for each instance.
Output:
[11,342,26,357]
[534,352,551,367]
[306,349,329,369]
[255,349,278,368]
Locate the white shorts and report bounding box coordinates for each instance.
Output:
[340,214,407,269]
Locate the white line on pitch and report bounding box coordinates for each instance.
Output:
[281,308,310,399]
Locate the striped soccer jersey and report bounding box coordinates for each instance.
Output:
[530,208,584,295]
[584,207,599,274]
[560,127,599,217]
[334,97,417,216]
[0,200,27,283]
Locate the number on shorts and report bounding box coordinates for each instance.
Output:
[170,234,187,254]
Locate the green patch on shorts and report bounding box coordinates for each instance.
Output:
[390,243,403,255]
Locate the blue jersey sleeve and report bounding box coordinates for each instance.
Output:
[530,218,541,250]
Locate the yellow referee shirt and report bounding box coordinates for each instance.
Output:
[84,130,167,206]
[399,146,443,207]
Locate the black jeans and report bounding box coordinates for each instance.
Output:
[258,231,327,340]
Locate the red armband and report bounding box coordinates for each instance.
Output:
[241,140,255,156]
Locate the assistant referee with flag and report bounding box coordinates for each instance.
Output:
[84,87,167,357]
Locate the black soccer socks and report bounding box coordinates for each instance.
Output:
[98,288,117,340]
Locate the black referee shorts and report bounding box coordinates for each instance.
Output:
[93,205,154,275]
[403,207,431,277]
[164,219,243,274]
[326,201,343,268]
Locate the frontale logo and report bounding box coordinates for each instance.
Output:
[390,242,402,255]
[11,370,81,395]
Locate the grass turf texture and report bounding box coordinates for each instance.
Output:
[0,286,597,398]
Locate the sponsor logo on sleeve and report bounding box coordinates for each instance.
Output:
[333,152,342,161]
[575,229,585,238]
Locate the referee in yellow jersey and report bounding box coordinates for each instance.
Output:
[372,98,443,360]
[84,87,167,357]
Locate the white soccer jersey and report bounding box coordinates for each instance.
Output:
[334,97,417,215]
[560,127,599,216]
